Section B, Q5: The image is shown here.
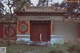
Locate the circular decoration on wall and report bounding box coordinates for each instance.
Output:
[18,21,28,34]
[4,26,16,37]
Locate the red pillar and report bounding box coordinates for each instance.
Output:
[0,24,3,39]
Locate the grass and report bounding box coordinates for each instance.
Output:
[0,43,51,53]
[0,41,80,53]
[7,45,51,53]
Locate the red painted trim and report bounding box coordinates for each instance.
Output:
[16,12,80,16]
[16,12,66,16]
[0,22,17,24]
[18,21,28,34]
[0,24,3,38]
[4,26,16,37]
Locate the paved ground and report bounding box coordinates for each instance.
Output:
[17,38,64,45]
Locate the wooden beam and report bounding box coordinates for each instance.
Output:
[16,12,66,16]
[16,12,80,16]
[0,22,17,24]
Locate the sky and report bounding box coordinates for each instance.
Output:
[31,0,63,6]
[1,0,63,14]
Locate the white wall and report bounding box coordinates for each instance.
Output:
[52,22,77,38]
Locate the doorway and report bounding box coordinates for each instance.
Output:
[30,21,51,42]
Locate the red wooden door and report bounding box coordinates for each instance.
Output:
[30,21,40,42]
[40,21,51,42]
[0,24,3,39]
[30,21,51,42]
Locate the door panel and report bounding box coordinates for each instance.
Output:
[30,21,51,42]
[40,21,51,42]
[30,21,41,42]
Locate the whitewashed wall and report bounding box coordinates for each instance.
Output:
[51,21,78,42]
[51,21,77,42]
